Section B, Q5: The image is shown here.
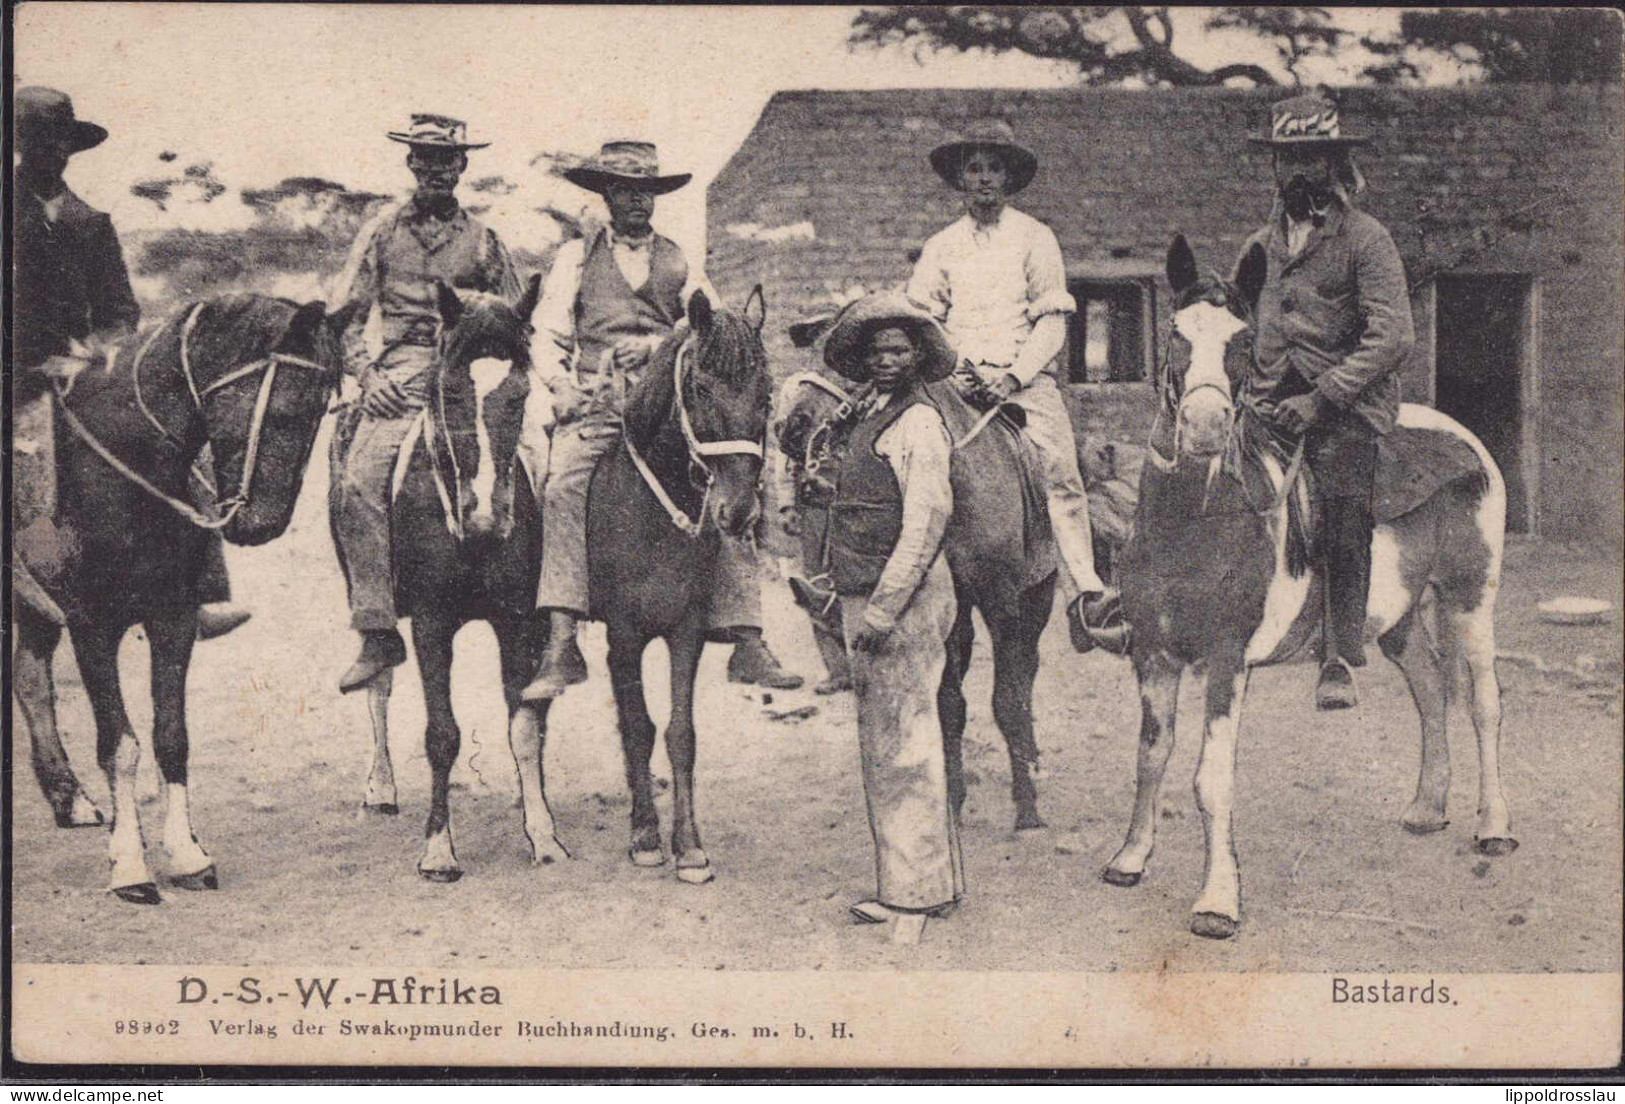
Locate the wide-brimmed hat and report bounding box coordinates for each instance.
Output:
[1248,91,1368,148]
[929,118,1038,195]
[387,113,490,150]
[16,87,107,153]
[565,141,691,196]
[822,292,957,384]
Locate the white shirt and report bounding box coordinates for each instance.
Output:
[906,206,1075,380]
[1286,213,1315,258]
[532,230,715,385]
[861,392,954,632]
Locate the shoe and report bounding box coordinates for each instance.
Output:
[728,636,804,690]
[813,674,853,696]
[1315,657,1358,710]
[849,898,959,924]
[339,629,407,693]
[1068,590,1132,656]
[196,603,252,641]
[520,633,588,701]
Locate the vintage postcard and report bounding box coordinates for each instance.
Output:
[8,2,1622,1075]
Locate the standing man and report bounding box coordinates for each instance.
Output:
[12,86,248,638]
[330,113,522,692]
[1239,91,1415,710]
[907,119,1116,654]
[521,141,800,700]
[818,291,963,942]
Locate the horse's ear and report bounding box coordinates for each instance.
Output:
[687,289,714,335]
[515,272,542,321]
[435,280,464,328]
[788,314,834,349]
[743,284,766,333]
[1234,242,1268,314]
[1166,235,1198,295]
[285,299,329,342]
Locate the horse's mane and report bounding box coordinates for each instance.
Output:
[439,292,533,374]
[622,307,766,447]
[185,292,303,368]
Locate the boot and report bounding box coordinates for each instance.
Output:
[520,610,588,701]
[196,603,252,641]
[1315,657,1357,711]
[1068,589,1131,656]
[1315,495,1374,710]
[340,628,407,693]
[727,629,804,690]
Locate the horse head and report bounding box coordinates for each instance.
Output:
[1160,234,1266,462]
[188,293,360,545]
[673,286,771,539]
[773,371,850,476]
[428,274,543,544]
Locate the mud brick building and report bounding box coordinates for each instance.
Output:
[708,85,1623,548]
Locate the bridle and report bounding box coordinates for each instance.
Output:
[55,301,335,529]
[624,332,765,539]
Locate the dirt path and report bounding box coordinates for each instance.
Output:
[11,433,1621,971]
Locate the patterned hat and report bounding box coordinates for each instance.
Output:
[16,87,107,153]
[822,291,957,384]
[1249,91,1368,147]
[564,141,691,196]
[929,118,1039,195]
[387,113,490,150]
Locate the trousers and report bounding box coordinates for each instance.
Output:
[536,412,761,629]
[793,502,852,684]
[1305,407,1378,667]
[841,556,964,911]
[974,371,1104,597]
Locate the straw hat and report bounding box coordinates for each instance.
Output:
[387,113,490,150]
[1248,91,1369,148]
[564,141,691,196]
[16,87,107,153]
[929,118,1038,194]
[822,292,957,384]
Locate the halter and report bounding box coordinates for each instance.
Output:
[623,333,765,539]
[779,371,858,477]
[54,301,334,530]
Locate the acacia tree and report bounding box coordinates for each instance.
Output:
[1359,8,1622,85]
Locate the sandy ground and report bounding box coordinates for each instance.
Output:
[11,425,1623,971]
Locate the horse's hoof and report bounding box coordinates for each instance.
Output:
[1101,868,1142,888]
[676,851,714,884]
[629,848,666,868]
[112,883,162,906]
[1401,817,1449,835]
[1476,836,1519,857]
[169,865,219,891]
[1014,811,1048,832]
[1191,912,1239,940]
[55,806,106,829]
[418,866,464,884]
[362,803,400,817]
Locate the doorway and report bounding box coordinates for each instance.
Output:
[1433,274,1536,533]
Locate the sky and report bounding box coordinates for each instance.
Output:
[15,4,1411,271]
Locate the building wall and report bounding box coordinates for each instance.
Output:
[709,85,1623,548]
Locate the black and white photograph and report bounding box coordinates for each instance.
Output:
[7,2,1622,1074]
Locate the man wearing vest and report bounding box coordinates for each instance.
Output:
[1238,92,1415,710]
[330,114,522,692]
[907,119,1124,655]
[818,291,965,943]
[13,86,249,640]
[521,141,800,700]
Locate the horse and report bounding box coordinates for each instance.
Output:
[775,368,1058,830]
[327,277,565,881]
[586,287,772,884]
[1101,235,1515,939]
[12,292,354,904]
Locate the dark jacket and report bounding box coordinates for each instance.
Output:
[1237,200,1414,435]
[12,186,140,392]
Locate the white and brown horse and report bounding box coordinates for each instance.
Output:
[1102,236,1515,939]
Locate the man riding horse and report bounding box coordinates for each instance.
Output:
[13,86,250,640]
[521,141,799,700]
[329,113,524,692]
[906,118,1123,654]
[1240,91,1416,710]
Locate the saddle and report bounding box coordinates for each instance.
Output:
[1371,424,1486,524]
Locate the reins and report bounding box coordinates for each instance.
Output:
[53,301,333,530]
[623,333,765,540]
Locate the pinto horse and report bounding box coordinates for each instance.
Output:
[327,278,564,880]
[775,371,1057,829]
[587,288,772,884]
[13,293,353,903]
[1102,236,1515,939]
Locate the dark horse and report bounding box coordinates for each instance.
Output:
[587,288,772,884]
[13,293,353,903]
[327,277,563,880]
[1102,237,1514,938]
[775,370,1058,830]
